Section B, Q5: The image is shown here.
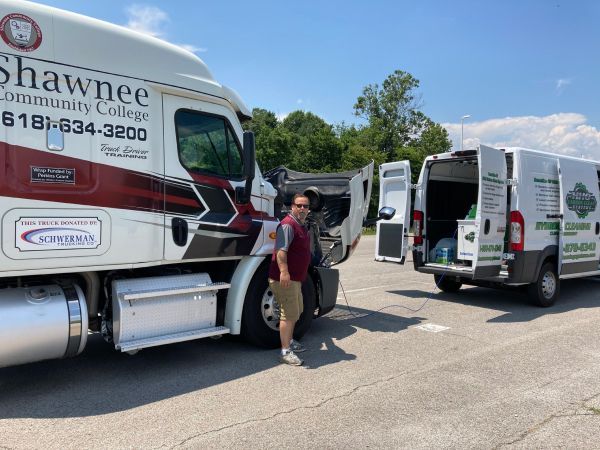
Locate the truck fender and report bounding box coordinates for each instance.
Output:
[225,255,269,334]
[533,245,558,281]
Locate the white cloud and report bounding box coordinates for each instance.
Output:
[276,112,289,122]
[443,113,600,160]
[125,5,206,53]
[125,5,168,37]
[296,99,304,105]
[555,78,572,95]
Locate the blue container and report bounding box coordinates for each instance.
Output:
[435,247,455,264]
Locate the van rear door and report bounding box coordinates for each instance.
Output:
[557,158,600,275]
[472,145,508,278]
[375,161,411,263]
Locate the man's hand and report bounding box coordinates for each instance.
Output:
[280,270,291,288]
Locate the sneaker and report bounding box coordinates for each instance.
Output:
[289,339,306,353]
[279,351,303,366]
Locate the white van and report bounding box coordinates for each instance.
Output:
[377,145,600,306]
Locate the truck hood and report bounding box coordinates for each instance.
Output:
[263,162,374,265]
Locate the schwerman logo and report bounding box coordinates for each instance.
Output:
[566,182,597,219]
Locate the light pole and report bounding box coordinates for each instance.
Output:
[461,114,471,151]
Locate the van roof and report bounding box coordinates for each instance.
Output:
[425,146,600,165]
[3,0,251,119]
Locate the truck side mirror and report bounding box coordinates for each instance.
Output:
[243,131,256,181]
[237,131,256,204]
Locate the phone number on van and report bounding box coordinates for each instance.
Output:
[0,111,147,141]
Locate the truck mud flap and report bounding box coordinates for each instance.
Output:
[314,267,339,317]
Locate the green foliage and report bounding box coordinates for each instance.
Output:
[282,111,343,172]
[241,69,452,219]
[354,70,426,159]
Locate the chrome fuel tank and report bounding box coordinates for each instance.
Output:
[0,284,88,368]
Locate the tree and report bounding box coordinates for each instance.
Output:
[398,120,452,182]
[243,108,296,171]
[354,70,426,159]
[282,111,343,172]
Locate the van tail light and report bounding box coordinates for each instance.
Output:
[413,210,423,245]
[510,210,524,251]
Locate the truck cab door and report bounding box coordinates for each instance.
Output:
[557,158,600,275]
[162,94,262,262]
[472,145,508,278]
[375,160,411,263]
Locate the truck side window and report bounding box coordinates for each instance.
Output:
[175,110,243,179]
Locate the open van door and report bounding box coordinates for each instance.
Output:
[263,162,374,265]
[557,158,600,276]
[472,145,508,278]
[375,161,411,263]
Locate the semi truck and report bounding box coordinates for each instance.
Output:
[377,144,600,307]
[0,0,375,368]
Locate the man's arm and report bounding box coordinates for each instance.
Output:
[276,249,291,288]
[275,223,294,288]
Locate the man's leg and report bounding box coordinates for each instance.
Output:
[280,319,296,350]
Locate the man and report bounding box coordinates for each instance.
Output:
[269,193,311,366]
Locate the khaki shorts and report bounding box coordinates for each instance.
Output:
[268,278,304,322]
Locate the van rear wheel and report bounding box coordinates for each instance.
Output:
[434,274,462,293]
[528,262,559,307]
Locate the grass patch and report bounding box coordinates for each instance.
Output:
[362,226,376,236]
[588,407,600,415]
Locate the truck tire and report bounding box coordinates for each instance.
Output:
[240,264,316,348]
[527,262,559,307]
[434,274,462,293]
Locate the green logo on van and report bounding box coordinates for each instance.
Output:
[464,231,475,242]
[566,183,597,219]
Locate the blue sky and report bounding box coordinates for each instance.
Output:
[32,0,600,157]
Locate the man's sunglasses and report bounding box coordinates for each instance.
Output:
[294,203,310,209]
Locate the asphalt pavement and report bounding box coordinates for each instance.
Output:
[1,235,600,449]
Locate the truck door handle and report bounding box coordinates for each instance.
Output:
[596,222,600,235]
[172,218,188,247]
[546,214,563,219]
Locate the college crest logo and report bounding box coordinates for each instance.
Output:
[566,182,597,219]
[464,231,475,243]
[0,14,42,52]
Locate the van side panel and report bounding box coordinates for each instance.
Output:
[507,151,560,283]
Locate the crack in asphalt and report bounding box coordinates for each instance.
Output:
[169,371,408,448]
[494,392,600,448]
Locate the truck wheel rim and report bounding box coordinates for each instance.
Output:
[541,271,556,299]
[261,287,280,331]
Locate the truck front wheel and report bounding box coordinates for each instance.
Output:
[240,264,316,348]
[528,262,559,307]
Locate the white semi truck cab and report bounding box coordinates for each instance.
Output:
[0,0,374,368]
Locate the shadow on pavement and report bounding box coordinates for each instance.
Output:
[388,277,600,323]
[303,305,424,370]
[0,305,418,419]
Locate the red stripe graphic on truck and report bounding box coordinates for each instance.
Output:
[0,142,264,256]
